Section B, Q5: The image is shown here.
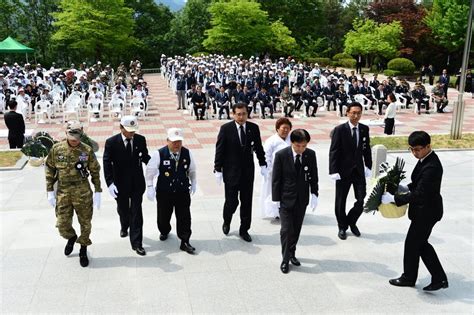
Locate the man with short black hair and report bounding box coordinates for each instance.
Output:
[382,131,448,291]
[4,99,25,148]
[272,129,319,273]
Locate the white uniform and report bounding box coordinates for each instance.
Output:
[260,133,291,218]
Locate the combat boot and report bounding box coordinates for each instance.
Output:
[79,246,89,267]
[64,235,77,256]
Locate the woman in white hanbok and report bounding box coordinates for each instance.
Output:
[260,118,292,219]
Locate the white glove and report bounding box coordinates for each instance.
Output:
[310,194,318,212]
[146,186,155,201]
[190,183,197,196]
[398,184,409,193]
[329,173,341,181]
[381,192,395,204]
[214,171,223,185]
[47,191,56,208]
[364,167,372,178]
[273,201,280,209]
[93,192,101,210]
[260,165,268,178]
[108,183,118,199]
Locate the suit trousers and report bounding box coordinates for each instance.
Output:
[177,90,186,109]
[384,118,395,135]
[334,172,366,230]
[156,191,192,242]
[8,136,24,149]
[402,219,447,282]
[223,175,254,234]
[280,202,306,262]
[116,192,143,248]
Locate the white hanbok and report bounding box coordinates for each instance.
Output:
[260,133,291,218]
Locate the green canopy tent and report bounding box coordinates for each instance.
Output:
[0,36,35,63]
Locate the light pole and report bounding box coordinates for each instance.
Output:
[450,0,473,140]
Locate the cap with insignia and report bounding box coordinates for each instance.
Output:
[120,115,138,132]
[66,120,83,140]
[167,128,184,142]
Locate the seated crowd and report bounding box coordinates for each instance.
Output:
[162,54,450,121]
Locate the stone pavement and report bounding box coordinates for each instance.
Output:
[1,74,473,150]
[1,144,473,314]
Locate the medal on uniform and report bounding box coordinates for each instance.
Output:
[164,172,170,177]
[75,161,89,178]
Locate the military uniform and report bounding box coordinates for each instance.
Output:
[45,140,102,246]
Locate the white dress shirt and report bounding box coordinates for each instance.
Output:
[384,102,397,119]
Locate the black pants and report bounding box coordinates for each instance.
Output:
[8,136,24,149]
[193,104,206,118]
[378,100,387,115]
[384,117,395,135]
[305,100,317,116]
[326,96,336,110]
[156,191,192,242]
[338,101,347,116]
[280,202,306,262]
[402,220,447,283]
[261,102,273,118]
[223,175,254,234]
[116,192,143,248]
[334,172,366,230]
[218,104,230,118]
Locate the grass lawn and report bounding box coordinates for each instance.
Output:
[0,151,24,167]
[371,133,474,150]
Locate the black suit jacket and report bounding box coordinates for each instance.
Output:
[103,133,150,195]
[329,122,372,179]
[4,111,25,139]
[214,120,266,186]
[395,151,443,222]
[272,146,319,210]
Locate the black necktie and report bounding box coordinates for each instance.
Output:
[240,125,246,147]
[126,138,132,157]
[295,154,301,174]
[352,127,358,148]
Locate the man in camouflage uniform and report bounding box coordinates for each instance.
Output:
[45,121,102,267]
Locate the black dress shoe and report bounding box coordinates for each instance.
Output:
[290,257,301,266]
[423,280,448,291]
[389,277,416,287]
[120,230,128,238]
[133,247,146,256]
[159,234,168,241]
[338,229,347,240]
[180,241,196,254]
[64,235,77,256]
[79,246,89,267]
[240,232,252,242]
[280,261,289,274]
[350,224,361,237]
[222,223,230,235]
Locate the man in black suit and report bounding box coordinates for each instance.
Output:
[103,116,150,256]
[214,103,267,242]
[329,102,372,240]
[272,129,319,274]
[439,69,450,97]
[382,131,448,291]
[3,100,25,148]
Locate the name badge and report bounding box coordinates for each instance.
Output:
[163,160,170,166]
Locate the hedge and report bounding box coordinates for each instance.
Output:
[387,58,416,75]
[336,58,357,68]
[306,57,332,66]
[332,53,353,61]
[383,69,401,77]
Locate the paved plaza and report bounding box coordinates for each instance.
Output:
[1,74,473,314]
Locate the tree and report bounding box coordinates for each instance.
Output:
[125,0,173,66]
[203,0,295,57]
[344,18,403,65]
[424,0,470,53]
[52,0,137,62]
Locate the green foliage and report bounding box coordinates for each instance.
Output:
[294,36,332,60]
[52,0,137,61]
[424,0,470,52]
[336,58,357,68]
[383,69,401,77]
[306,57,332,66]
[268,19,297,55]
[332,52,353,60]
[387,58,416,75]
[344,18,403,60]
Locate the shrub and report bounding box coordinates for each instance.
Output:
[332,53,353,61]
[306,57,331,66]
[337,58,357,68]
[383,69,401,77]
[387,58,416,75]
[191,52,209,57]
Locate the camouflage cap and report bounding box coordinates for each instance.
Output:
[66,120,83,140]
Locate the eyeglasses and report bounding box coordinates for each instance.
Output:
[347,111,362,116]
[408,146,426,153]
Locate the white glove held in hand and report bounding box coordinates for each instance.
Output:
[260,166,269,178]
[273,201,280,209]
[381,192,395,204]
[310,194,318,212]
[364,167,372,178]
[93,192,101,210]
[47,191,56,208]
[190,183,197,196]
[214,171,223,185]
[108,183,118,199]
[146,187,155,201]
[329,173,341,181]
